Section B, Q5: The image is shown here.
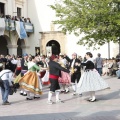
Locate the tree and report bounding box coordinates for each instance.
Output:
[50,0,120,48]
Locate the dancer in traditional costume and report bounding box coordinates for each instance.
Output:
[14,56,22,77]
[47,55,70,104]
[19,53,28,96]
[77,52,110,102]
[64,53,81,95]
[58,55,71,93]
[38,56,50,85]
[19,56,42,100]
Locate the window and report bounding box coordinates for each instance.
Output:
[17,7,21,17]
[0,2,5,15]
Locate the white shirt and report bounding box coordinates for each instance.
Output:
[0,69,13,86]
[60,59,67,66]
[11,59,18,64]
[71,59,75,68]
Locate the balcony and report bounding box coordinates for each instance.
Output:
[5,18,34,33]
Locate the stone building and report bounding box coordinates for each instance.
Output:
[0,0,119,58]
[0,0,67,56]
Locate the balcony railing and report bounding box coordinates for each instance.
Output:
[5,19,34,33]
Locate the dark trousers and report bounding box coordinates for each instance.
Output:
[71,72,81,83]
[49,78,60,92]
[96,68,102,76]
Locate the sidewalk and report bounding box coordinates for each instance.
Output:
[0,76,120,120]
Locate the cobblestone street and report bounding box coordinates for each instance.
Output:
[0,76,120,120]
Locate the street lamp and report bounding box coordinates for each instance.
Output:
[116,37,120,60]
[108,42,110,59]
[118,38,120,55]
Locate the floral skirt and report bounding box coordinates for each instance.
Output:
[58,71,71,85]
[19,71,42,95]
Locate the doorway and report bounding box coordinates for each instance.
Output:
[46,40,60,55]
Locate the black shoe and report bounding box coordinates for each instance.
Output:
[6,101,10,103]
[61,90,65,93]
[26,98,33,100]
[2,102,11,105]
[20,93,23,95]
[89,99,96,102]
[34,96,40,99]
[64,90,69,94]
[118,77,120,79]
[23,94,27,96]
[79,94,82,97]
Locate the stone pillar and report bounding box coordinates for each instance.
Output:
[21,45,30,54]
[7,45,18,55]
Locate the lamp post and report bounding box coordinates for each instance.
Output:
[116,37,120,60]
[108,42,110,59]
[118,38,120,55]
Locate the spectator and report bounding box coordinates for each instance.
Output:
[102,59,109,76]
[0,65,13,105]
[95,53,103,76]
[109,59,118,76]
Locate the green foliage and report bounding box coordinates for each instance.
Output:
[50,0,120,47]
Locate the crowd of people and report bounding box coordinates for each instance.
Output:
[0,14,31,23]
[96,55,120,78]
[0,52,110,105]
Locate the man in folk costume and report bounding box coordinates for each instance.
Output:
[64,53,81,95]
[20,53,28,96]
[47,54,70,104]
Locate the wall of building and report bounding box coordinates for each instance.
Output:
[0,0,119,58]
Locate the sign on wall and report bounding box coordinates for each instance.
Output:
[35,47,40,56]
[46,46,52,57]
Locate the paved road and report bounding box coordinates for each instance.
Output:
[0,76,120,120]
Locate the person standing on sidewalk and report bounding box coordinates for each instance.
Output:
[0,66,13,105]
[47,54,70,104]
[95,53,103,76]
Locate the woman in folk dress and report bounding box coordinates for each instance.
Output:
[58,55,71,93]
[77,52,109,102]
[19,56,42,100]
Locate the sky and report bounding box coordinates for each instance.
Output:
[34,0,117,59]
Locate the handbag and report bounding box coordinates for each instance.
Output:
[0,78,4,88]
[9,86,14,95]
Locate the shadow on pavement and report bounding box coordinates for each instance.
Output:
[0,110,120,120]
[97,90,120,101]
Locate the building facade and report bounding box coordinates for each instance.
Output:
[0,0,30,56]
[0,0,119,58]
[0,0,67,56]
